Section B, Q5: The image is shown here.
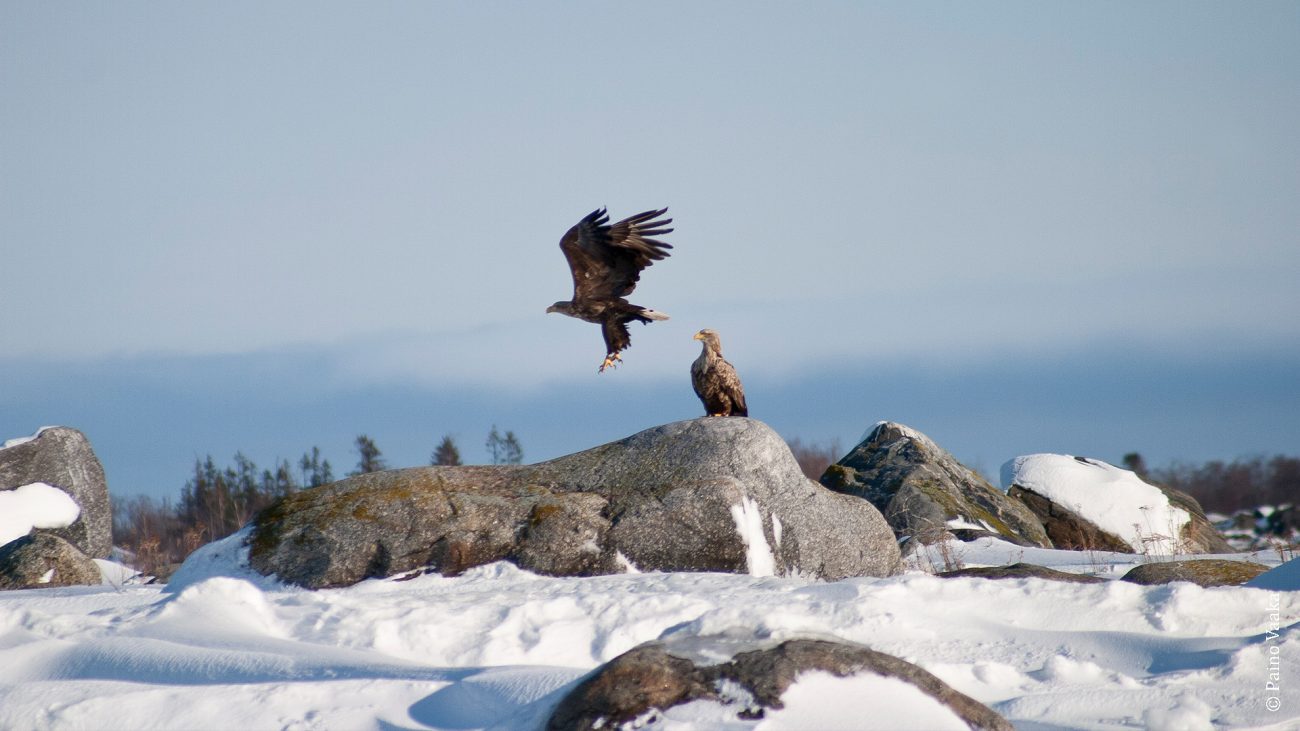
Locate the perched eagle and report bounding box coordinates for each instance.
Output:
[691,329,748,417]
[546,207,674,372]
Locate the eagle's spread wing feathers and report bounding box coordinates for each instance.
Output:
[560,208,673,302]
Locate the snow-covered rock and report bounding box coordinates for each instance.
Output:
[0,426,111,558]
[1001,454,1231,555]
[546,636,1013,731]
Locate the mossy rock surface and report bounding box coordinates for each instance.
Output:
[245,418,901,588]
[1121,559,1269,587]
[821,422,1051,549]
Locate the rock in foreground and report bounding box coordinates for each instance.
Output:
[546,636,1013,731]
[248,418,900,588]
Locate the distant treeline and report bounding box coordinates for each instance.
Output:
[1137,454,1300,515]
[111,431,1297,580]
[111,428,523,579]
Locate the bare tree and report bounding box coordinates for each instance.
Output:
[486,426,524,465]
[786,436,843,481]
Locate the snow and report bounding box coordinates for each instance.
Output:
[1002,454,1191,554]
[93,558,140,586]
[1248,557,1300,591]
[1,425,58,450]
[761,672,970,730]
[648,672,969,730]
[1,541,1297,730]
[0,482,82,547]
[729,497,776,577]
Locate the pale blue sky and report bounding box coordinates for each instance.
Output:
[3,3,1297,497]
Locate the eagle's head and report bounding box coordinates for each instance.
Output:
[546,301,573,316]
[693,329,723,351]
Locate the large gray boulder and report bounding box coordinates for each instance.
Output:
[248,418,900,588]
[0,533,102,589]
[820,422,1051,548]
[546,637,1013,731]
[0,427,111,558]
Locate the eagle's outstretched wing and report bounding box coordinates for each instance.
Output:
[559,208,673,303]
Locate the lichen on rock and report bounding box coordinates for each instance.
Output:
[243,418,901,588]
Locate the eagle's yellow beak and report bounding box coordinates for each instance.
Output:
[693,331,704,341]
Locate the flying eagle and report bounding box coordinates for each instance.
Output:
[691,329,748,417]
[546,207,674,372]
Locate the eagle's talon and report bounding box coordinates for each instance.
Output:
[598,353,623,373]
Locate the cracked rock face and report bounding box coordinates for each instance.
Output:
[0,427,112,559]
[821,422,1051,548]
[545,636,1014,731]
[246,418,901,589]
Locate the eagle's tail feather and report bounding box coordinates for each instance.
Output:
[638,309,670,322]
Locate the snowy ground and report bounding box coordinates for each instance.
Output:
[1,533,1297,731]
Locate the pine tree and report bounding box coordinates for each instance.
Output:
[299,447,334,487]
[432,435,462,466]
[352,434,387,475]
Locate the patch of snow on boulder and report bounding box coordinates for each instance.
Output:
[1,426,58,450]
[763,671,969,730]
[1002,454,1190,553]
[730,497,776,577]
[0,482,82,547]
[615,551,641,574]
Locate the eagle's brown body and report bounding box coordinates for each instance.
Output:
[691,329,748,417]
[546,208,673,372]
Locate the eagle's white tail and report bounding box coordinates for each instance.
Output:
[640,309,670,321]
